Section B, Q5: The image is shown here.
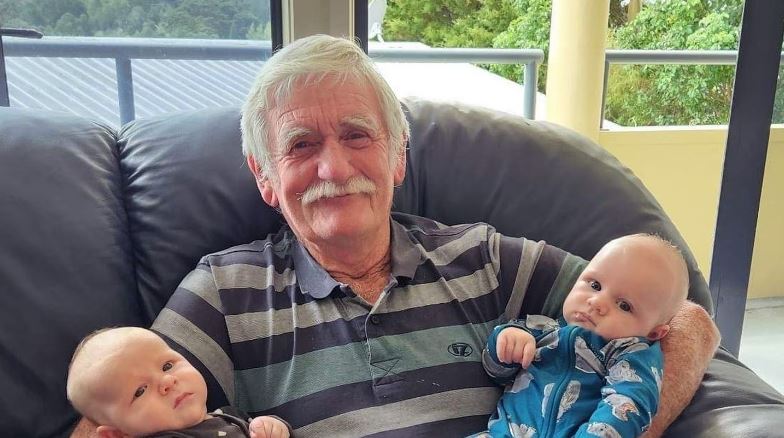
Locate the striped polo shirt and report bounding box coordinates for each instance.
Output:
[152,212,586,437]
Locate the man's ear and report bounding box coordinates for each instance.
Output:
[393,136,407,186]
[247,156,279,208]
[647,324,670,341]
[96,425,127,438]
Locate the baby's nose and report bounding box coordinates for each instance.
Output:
[159,373,177,395]
[588,295,607,315]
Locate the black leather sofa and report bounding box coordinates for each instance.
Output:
[1,99,783,437]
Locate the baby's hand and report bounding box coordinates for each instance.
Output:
[249,416,290,438]
[496,327,536,368]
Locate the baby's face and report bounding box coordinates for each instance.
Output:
[563,236,679,340]
[88,330,208,436]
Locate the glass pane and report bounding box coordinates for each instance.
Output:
[604,64,736,126]
[376,0,544,118]
[739,27,784,395]
[2,0,272,126]
[1,0,271,39]
[604,0,743,126]
[773,63,784,124]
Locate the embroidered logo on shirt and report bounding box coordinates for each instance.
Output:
[371,357,403,385]
[447,342,474,357]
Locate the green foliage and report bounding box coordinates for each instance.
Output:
[5,0,774,126]
[384,0,517,48]
[384,0,549,88]
[491,0,551,90]
[607,0,741,126]
[0,0,270,39]
[384,0,758,126]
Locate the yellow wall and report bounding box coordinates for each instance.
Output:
[598,126,784,299]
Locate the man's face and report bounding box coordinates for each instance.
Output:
[562,237,678,340]
[252,78,405,249]
[89,331,208,436]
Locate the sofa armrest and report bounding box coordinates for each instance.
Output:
[667,348,784,437]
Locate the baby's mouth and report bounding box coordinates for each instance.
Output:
[174,393,192,409]
[575,311,596,326]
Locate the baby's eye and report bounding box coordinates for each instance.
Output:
[162,361,173,372]
[134,386,146,399]
[589,280,601,291]
[617,300,632,312]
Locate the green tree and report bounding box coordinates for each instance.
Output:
[491,0,552,90]
[384,0,517,48]
[51,12,90,35]
[246,21,272,40]
[1,0,270,40]
[607,0,740,125]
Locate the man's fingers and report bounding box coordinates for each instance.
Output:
[511,337,525,364]
[497,333,508,363]
[521,340,536,368]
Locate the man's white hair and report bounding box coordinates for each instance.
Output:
[241,34,410,179]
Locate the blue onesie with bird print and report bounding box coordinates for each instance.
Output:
[474,315,663,438]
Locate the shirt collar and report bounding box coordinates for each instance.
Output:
[291,234,341,299]
[291,217,426,299]
[389,217,427,281]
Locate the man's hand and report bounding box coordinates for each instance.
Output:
[496,327,536,367]
[250,416,291,438]
[641,300,720,438]
[69,417,98,438]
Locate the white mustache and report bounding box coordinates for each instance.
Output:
[298,176,377,205]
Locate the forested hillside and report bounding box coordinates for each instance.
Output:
[0,0,270,39]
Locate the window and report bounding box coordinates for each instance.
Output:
[604,0,743,126]
[1,0,276,125]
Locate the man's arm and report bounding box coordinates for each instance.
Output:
[641,300,720,438]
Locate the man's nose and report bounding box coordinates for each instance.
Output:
[159,373,177,395]
[316,138,353,182]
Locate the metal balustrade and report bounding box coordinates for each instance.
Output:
[0,36,543,124]
[601,49,784,128]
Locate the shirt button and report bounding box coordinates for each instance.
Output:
[370,315,381,325]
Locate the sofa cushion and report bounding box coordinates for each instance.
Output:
[119,108,281,322]
[0,108,144,437]
[395,98,712,312]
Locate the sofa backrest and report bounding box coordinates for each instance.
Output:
[0,100,710,436]
[396,98,710,311]
[0,109,144,436]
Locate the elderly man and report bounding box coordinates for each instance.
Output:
[71,34,718,438]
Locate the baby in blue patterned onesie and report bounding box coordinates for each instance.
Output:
[476,233,689,438]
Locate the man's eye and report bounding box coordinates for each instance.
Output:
[589,280,601,291]
[346,131,367,140]
[617,300,632,312]
[292,141,314,150]
[162,361,173,372]
[134,386,146,398]
[344,131,371,147]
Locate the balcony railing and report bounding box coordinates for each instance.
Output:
[5,36,783,129]
[600,49,777,128]
[0,36,544,124]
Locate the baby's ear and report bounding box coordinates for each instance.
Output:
[96,425,128,438]
[647,324,670,341]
